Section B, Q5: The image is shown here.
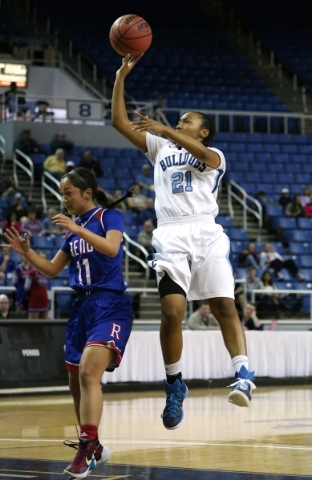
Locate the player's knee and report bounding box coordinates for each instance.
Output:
[79,365,97,389]
[210,297,236,319]
[161,305,183,330]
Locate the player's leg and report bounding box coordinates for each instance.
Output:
[209,298,255,407]
[64,346,112,479]
[159,274,189,429]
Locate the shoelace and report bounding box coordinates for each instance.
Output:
[227,378,256,391]
[162,392,184,418]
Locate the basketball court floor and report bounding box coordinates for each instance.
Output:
[0,385,312,479]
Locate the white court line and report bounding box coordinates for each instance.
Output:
[0,475,37,478]
[0,399,72,407]
[0,438,311,452]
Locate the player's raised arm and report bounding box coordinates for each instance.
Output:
[111,54,148,152]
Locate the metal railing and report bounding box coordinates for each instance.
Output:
[13,149,34,200]
[123,232,150,287]
[41,172,63,213]
[155,107,312,134]
[251,288,312,324]
[227,179,263,236]
[0,134,5,173]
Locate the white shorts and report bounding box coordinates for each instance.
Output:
[148,215,235,301]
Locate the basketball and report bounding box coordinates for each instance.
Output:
[109,14,152,57]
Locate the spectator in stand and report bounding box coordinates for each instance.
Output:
[24,252,49,319]
[303,193,312,217]
[43,148,67,181]
[8,192,28,221]
[260,242,305,282]
[4,82,30,119]
[278,188,292,212]
[111,188,127,211]
[0,245,16,284]
[78,149,103,177]
[187,300,219,330]
[299,186,311,208]
[136,164,154,196]
[21,207,45,238]
[15,129,40,155]
[245,266,262,302]
[12,257,32,314]
[65,160,75,173]
[285,194,304,218]
[50,131,74,154]
[240,302,263,331]
[0,293,23,319]
[3,211,22,234]
[153,92,167,119]
[256,270,280,319]
[138,197,157,227]
[126,184,147,212]
[42,207,66,238]
[137,219,154,252]
[239,242,261,269]
[0,173,16,198]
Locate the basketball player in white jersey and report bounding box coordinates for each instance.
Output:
[111,54,256,430]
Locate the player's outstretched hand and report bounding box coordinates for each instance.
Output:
[2,227,30,255]
[130,111,165,134]
[116,53,144,79]
[52,213,78,233]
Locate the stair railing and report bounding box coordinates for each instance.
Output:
[123,232,151,290]
[41,172,63,213]
[13,149,34,200]
[227,180,263,239]
[0,135,6,173]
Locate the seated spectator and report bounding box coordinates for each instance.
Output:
[65,160,75,173]
[0,245,16,284]
[8,192,28,221]
[260,242,305,281]
[278,188,291,212]
[0,293,23,319]
[21,207,45,237]
[111,188,127,211]
[256,270,280,319]
[5,82,30,119]
[50,131,74,154]
[138,197,157,227]
[136,163,154,196]
[127,184,147,212]
[153,92,167,119]
[303,194,312,217]
[245,266,262,302]
[78,149,103,177]
[239,241,261,269]
[187,300,219,330]
[233,268,245,313]
[285,194,304,218]
[240,302,263,331]
[15,129,40,155]
[0,173,16,198]
[12,257,32,314]
[137,220,154,253]
[43,148,67,181]
[3,211,22,234]
[299,186,311,208]
[42,207,66,238]
[24,252,49,319]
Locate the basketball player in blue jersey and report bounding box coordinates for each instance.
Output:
[2,167,133,479]
[111,54,256,430]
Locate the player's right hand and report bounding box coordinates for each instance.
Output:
[1,227,30,255]
[116,53,144,78]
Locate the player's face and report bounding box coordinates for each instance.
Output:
[60,178,91,216]
[176,113,208,143]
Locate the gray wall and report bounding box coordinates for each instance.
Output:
[0,121,135,158]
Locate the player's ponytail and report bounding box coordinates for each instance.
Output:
[96,187,135,209]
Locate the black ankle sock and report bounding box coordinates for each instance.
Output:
[166,372,182,385]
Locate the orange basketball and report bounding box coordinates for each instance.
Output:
[109,14,152,57]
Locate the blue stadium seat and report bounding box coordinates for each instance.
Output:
[31,235,54,249]
[230,229,249,241]
[97,178,116,191]
[288,242,311,255]
[120,211,136,226]
[290,230,312,242]
[216,216,233,228]
[299,256,312,269]
[298,218,312,229]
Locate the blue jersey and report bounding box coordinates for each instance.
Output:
[61,207,125,294]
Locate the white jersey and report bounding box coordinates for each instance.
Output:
[144,132,226,221]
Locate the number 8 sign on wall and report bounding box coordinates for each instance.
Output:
[67,100,104,121]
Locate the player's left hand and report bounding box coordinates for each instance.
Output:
[130,111,165,134]
[52,214,78,233]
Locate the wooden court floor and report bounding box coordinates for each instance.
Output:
[0,385,312,479]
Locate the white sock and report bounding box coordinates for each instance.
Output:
[232,355,248,374]
[165,360,181,376]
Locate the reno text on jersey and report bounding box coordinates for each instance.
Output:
[69,238,94,257]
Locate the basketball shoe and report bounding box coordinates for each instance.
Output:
[227,365,256,407]
[63,438,110,478]
[162,378,188,429]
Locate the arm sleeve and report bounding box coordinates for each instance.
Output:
[102,209,124,233]
[144,132,168,165]
[208,147,226,171]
